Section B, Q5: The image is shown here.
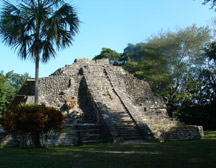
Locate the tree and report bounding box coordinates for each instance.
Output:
[201,41,216,128]
[0,103,65,148]
[0,0,80,104]
[0,73,7,114]
[123,25,212,116]
[5,71,30,93]
[0,71,30,115]
[203,0,216,9]
[93,48,123,65]
[5,71,30,104]
[124,42,172,94]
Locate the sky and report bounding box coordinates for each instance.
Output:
[0,0,215,77]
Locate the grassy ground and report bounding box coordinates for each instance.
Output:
[0,131,216,168]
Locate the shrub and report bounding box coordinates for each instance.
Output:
[0,103,65,148]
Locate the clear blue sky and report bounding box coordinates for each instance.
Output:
[0,0,215,77]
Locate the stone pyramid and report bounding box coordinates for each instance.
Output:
[0,58,203,146]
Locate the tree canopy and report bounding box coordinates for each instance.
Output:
[0,73,7,114]
[94,25,216,129]
[203,0,216,9]
[125,25,211,97]
[0,71,30,115]
[93,48,123,65]
[0,0,80,104]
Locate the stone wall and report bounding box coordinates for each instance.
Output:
[105,66,167,114]
[0,130,77,147]
[38,76,72,109]
[157,126,204,141]
[0,125,105,147]
[74,58,109,65]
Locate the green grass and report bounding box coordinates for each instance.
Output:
[204,130,216,139]
[0,131,216,168]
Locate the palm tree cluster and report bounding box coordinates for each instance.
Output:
[0,0,80,104]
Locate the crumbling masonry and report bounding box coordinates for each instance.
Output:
[0,58,203,146]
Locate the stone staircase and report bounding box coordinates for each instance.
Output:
[76,123,105,144]
[109,110,143,140]
[60,74,106,144]
[83,65,144,141]
[61,114,105,144]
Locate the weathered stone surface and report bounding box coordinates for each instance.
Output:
[0,131,20,147]
[0,58,203,146]
[156,126,204,142]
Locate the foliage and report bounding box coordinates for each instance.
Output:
[173,41,216,129]
[0,73,7,114]
[0,0,79,60]
[123,42,172,95]
[0,103,65,148]
[94,25,215,129]
[123,26,212,116]
[93,48,123,65]
[0,71,30,115]
[4,71,30,105]
[0,0,80,104]
[203,0,216,9]
[5,71,30,93]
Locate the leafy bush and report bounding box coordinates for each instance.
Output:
[0,103,65,148]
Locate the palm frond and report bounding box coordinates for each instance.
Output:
[47,3,79,49]
[41,40,56,62]
[0,0,79,63]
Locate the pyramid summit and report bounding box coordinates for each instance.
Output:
[0,58,203,146]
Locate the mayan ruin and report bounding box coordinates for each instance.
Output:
[0,58,203,146]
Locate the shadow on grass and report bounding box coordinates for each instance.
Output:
[0,131,216,168]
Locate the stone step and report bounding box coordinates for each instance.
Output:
[62,123,74,127]
[121,135,142,140]
[78,127,103,131]
[80,133,103,139]
[80,120,96,124]
[74,124,103,131]
[122,135,144,140]
[112,117,132,121]
[111,113,132,118]
[117,125,136,128]
[109,110,127,114]
[119,127,139,132]
[111,113,130,117]
[115,120,135,124]
[115,120,134,124]
[82,139,105,144]
[109,110,129,114]
[110,113,130,117]
[109,111,127,114]
[118,126,138,130]
[76,123,102,127]
[112,116,131,120]
[120,132,141,137]
[119,129,140,133]
[79,129,103,134]
[116,123,136,127]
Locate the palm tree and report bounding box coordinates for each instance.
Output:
[0,0,79,104]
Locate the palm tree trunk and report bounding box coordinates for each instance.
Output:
[35,55,39,104]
